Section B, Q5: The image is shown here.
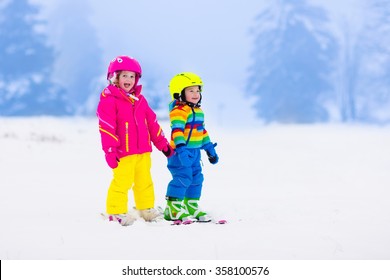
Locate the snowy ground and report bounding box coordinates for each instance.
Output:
[1,117,390,260]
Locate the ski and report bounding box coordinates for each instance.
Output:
[171,219,227,225]
[214,219,227,224]
[171,219,194,226]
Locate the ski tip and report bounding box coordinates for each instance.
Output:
[171,219,195,225]
[216,219,227,224]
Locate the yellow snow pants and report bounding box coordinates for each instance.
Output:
[106,153,154,214]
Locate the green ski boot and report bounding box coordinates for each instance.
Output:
[164,197,194,222]
[184,198,212,222]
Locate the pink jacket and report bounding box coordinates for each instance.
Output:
[97,84,169,158]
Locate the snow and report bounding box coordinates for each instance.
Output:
[1,117,390,260]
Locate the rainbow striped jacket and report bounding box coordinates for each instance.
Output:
[169,100,211,149]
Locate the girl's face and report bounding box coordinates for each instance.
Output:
[117,71,136,92]
[184,86,201,104]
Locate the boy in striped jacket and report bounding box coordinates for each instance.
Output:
[164,72,219,223]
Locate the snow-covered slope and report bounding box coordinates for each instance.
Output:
[1,117,389,259]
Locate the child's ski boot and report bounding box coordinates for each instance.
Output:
[138,208,162,222]
[164,197,196,224]
[107,213,137,226]
[184,198,212,222]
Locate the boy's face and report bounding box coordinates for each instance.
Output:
[118,71,136,92]
[184,86,201,104]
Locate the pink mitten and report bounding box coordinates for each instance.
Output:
[105,147,119,169]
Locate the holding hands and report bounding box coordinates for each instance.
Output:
[162,143,174,158]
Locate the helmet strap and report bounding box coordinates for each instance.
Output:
[198,93,202,107]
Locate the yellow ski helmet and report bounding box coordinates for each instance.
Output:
[169,72,203,100]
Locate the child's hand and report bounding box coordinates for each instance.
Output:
[162,144,174,158]
[203,142,219,164]
[105,147,120,169]
[175,145,192,167]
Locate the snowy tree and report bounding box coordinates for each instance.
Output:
[247,0,337,123]
[329,0,367,123]
[352,0,390,123]
[46,0,105,115]
[0,0,70,116]
[327,0,390,123]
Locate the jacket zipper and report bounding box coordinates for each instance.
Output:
[145,119,151,145]
[133,100,139,150]
[186,107,196,145]
[125,122,129,152]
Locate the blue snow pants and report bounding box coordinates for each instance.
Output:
[166,148,204,199]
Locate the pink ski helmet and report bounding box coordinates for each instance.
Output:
[106,55,142,82]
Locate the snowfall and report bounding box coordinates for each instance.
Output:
[1,116,390,261]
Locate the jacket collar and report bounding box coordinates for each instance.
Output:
[107,84,142,101]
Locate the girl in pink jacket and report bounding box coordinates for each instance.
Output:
[97,56,173,226]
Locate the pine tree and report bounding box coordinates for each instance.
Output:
[0,0,69,116]
[247,0,337,123]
